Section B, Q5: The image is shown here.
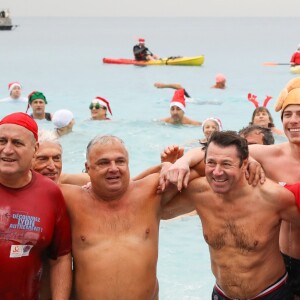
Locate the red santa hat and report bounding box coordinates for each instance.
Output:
[0,112,38,141]
[8,82,22,93]
[92,97,113,116]
[170,89,186,112]
[202,117,223,131]
[138,38,145,43]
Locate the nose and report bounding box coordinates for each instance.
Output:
[2,142,14,155]
[108,161,118,171]
[212,164,223,176]
[46,159,56,170]
[290,113,300,123]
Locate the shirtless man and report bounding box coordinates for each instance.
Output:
[162,131,299,299]
[160,80,300,298]
[160,89,202,125]
[60,135,178,300]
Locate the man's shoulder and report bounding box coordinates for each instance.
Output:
[187,176,208,192]
[60,182,84,194]
[132,173,159,186]
[182,116,201,126]
[259,178,290,199]
[160,117,172,123]
[250,142,286,158]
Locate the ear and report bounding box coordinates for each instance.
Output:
[241,158,248,172]
[85,161,89,173]
[34,142,39,155]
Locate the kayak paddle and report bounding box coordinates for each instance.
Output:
[262,62,291,66]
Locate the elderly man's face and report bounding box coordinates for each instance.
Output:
[32,142,62,183]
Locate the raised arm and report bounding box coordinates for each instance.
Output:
[154,82,184,90]
[160,147,205,191]
[160,144,184,163]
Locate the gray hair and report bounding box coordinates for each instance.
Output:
[38,130,62,148]
[86,135,127,161]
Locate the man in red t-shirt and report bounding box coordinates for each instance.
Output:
[0,112,72,299]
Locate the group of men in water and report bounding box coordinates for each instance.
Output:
[0,76,300,300]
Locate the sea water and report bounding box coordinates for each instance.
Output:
[1,17,299,299]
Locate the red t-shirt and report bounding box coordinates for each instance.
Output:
[290,51,300,65]
[0,171,71,299]
[284,183,300,211]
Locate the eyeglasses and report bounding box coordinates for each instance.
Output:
[89,103,107,110]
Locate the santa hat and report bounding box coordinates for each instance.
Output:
[274,77,300,116]
[170,89,186,112]
[52,109,74,129]
[92,97,113,115]
[0,112,38,141]
[202,117,223,131]
[8,82,21,93]
[138,38,145,43]
[215,74,226,83]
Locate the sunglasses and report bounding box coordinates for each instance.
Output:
[89,103,107,110]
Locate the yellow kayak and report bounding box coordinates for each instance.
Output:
[103,55,205,66]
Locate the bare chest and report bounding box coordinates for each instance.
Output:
[71,197,160,249]
[197,204,278,253]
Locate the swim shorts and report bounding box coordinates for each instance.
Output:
[212,272,293,299]
[282,253,300,297]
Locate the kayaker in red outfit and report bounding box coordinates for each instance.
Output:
[133,38,159,61]
[290,44,300,66]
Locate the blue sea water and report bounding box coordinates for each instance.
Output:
[1,16,300,299]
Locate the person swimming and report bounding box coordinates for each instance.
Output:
[248,93,284,135]
[199,117,223,148]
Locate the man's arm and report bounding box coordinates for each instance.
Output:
[160,144,184,163]
[161,178,199,219]
[160,147,205,191]
[59,172,90,186]
[154,82,184,90]
[49,253,72,300]
[132,164,164,181]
